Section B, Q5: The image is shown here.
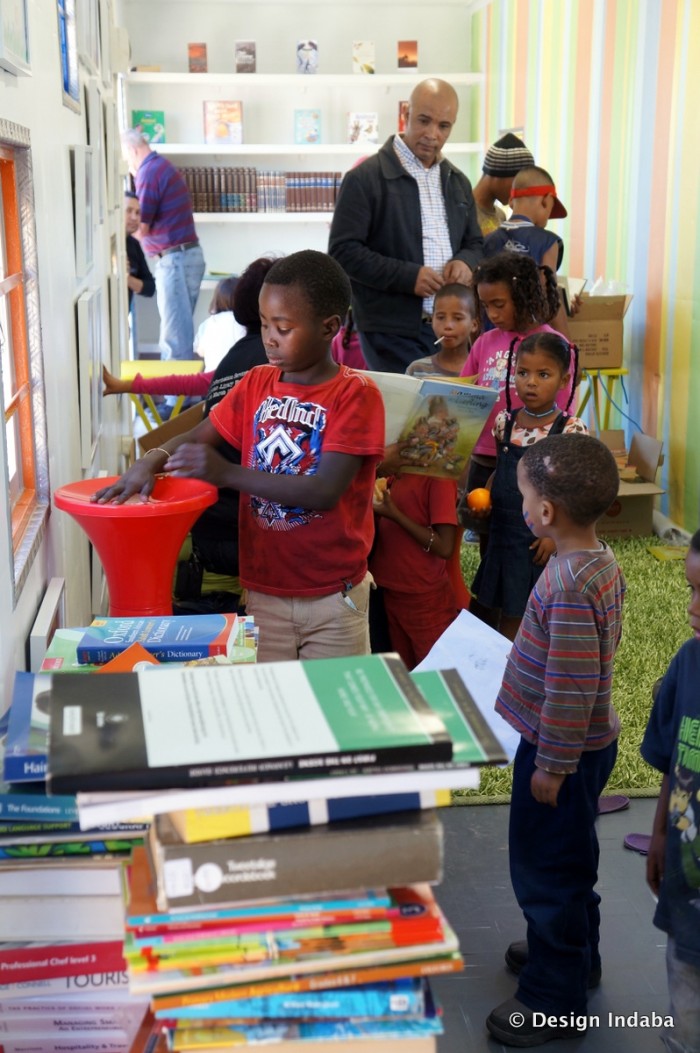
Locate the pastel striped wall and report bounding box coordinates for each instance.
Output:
[470,0,700,531]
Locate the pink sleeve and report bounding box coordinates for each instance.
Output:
[461,339,481,378]
[130,370,215,396]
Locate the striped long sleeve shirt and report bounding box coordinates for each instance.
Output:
[495,544,626,773]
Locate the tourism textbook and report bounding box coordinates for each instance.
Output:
[46,654,453,794]
[147,810,443,910]
[75,613,240,664]
[370,372,498,480]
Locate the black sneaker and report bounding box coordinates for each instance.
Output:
[486,997,587,1047]
[505,940,602,989]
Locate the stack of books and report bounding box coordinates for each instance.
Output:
[42,653,507,1051]
[0,615,258,1047]
[0,715,149,1048]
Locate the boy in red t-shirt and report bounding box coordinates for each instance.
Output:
[94,250,385,662]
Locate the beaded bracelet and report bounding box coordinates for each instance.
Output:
[424,528,436,553]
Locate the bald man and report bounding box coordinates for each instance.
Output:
[329,78,483,373]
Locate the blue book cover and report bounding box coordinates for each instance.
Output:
[3,671,50,783]
[156,977,427,1021]
[0,785,79,823]
[77,613,240,664]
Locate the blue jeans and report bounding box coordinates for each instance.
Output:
[663,937,700,1053]
[359,322,437,373]
[154,244,206,362]
[509,736,617,1014]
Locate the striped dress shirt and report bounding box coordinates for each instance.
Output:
[393,135,453,315]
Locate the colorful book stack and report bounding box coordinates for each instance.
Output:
[43,653,507,1051]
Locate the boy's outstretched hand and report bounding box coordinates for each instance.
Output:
[531,767,566,807]
[92,458,161,504]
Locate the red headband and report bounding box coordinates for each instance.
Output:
[511,184,567,218]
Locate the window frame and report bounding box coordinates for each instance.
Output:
[0,120,49,604]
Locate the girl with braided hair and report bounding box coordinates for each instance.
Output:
[457,252,573,565]
[470,330,587,639]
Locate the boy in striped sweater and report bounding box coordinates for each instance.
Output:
[486,433,626,1047]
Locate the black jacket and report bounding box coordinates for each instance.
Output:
[328,137,483,336]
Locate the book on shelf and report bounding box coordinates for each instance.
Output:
[203,101,243,146]
[398,39,418,69]
[131,109,166,143]
[294,108,321,145]
[370,371,499,480]
[352,40,375,74]
[347,112,379,144]
[143,1028,436,1053]
[76,613,240,664]
[296,39,318,74]
[398,99,410,132]
[147,810,444,911]
[234,40,256,73]
[188,42,208,73]
[46,653,454,795]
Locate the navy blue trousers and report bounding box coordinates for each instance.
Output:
[358,322,436,373]
[509,737,617,1014]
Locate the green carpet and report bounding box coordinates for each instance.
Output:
[454,535,690,802]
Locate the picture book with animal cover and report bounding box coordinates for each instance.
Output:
[132,110,166,143]
[370,372,498,480]
[347,112,378,144]
[46,654,453,794]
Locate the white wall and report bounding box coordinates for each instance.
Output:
[0,0,127,704]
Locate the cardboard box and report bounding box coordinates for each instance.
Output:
[568,293,633,369]
[598,429,664,538]
[137,403,205,456]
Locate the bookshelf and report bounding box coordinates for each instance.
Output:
[123,70,484,274]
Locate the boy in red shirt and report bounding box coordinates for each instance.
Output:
[94,250,385,661]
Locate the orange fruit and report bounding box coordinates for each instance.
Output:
[466,487,491,512]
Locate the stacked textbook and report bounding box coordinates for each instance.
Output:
[43,653,507,1051]
[0,694,148,1050]
[0,617,257,1051]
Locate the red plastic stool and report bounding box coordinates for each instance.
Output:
[54,475,218,617]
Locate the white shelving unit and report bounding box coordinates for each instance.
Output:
[124,69,483,275]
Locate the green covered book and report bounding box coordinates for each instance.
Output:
[47,654,453,794]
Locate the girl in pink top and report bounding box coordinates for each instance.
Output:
[458,253,574,556]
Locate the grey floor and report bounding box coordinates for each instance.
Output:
[432,798,668,1052]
